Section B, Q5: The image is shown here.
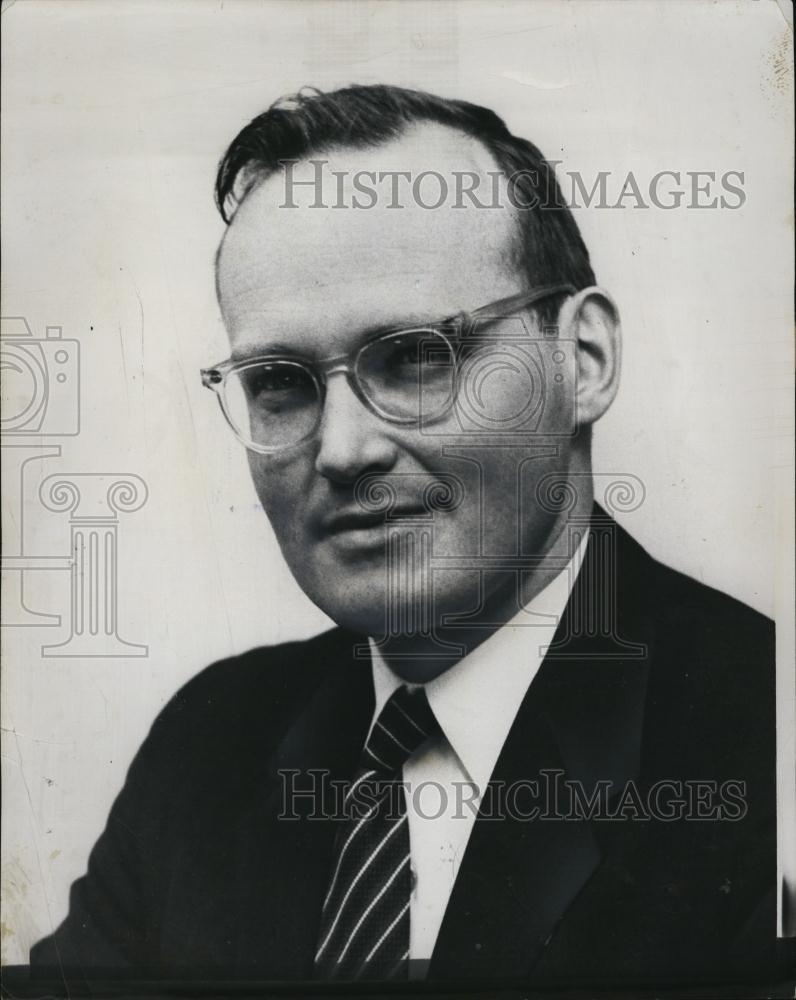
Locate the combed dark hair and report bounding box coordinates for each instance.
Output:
[215,84,595,319]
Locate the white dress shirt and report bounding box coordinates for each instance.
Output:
[367,534,588,965]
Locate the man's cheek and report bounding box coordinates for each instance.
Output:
[248,457,308,514]
[248,478,308,552]
[262,491,308,546]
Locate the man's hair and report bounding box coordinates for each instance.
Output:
[215,83,595,322]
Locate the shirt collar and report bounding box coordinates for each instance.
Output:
[368,532,589,793]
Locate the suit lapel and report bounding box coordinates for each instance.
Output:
[428,676,603,978]
[233,631,374,976]
[429,509,652,979]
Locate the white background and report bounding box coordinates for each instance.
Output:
[2,0,793,961]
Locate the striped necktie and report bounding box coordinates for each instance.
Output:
[314,685,440,980]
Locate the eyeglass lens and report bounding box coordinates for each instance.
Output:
[222,329,456,450]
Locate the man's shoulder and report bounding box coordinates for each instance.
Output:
[616,518,774,652]
[167,626,356,712]
[615,522,775,769]
[134,626,360,774]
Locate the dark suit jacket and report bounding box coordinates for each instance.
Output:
[30,511,790,989]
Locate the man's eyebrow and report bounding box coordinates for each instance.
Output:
[230,342,298,362]
[360,311,462,337]
[228,310,464,363]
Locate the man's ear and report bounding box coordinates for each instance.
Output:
[557,287,621,428]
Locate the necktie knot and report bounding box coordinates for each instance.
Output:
[362,685,439,776]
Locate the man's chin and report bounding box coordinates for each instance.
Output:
[292,560,390,638]
[309,592,390,639]
[285,541,482,640]
[298,569,435,640]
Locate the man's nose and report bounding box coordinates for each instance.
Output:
[314,373,400,483]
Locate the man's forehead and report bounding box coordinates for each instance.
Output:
[215,122,522,314]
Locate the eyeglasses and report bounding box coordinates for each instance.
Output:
[201,283,575,454]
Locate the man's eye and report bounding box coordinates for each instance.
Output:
[384,338,420,369]
[241,365,316,412]
[247,366,308,393]
[376,337,434,385]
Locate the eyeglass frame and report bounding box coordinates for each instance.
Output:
[201,282,576,454]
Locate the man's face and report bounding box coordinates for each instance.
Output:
[216,124,579,640]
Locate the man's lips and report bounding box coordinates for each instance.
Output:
[320,506,429,536]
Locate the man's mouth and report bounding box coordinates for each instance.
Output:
[320,506,430,546]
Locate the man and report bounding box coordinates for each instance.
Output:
[31,85,786,987]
